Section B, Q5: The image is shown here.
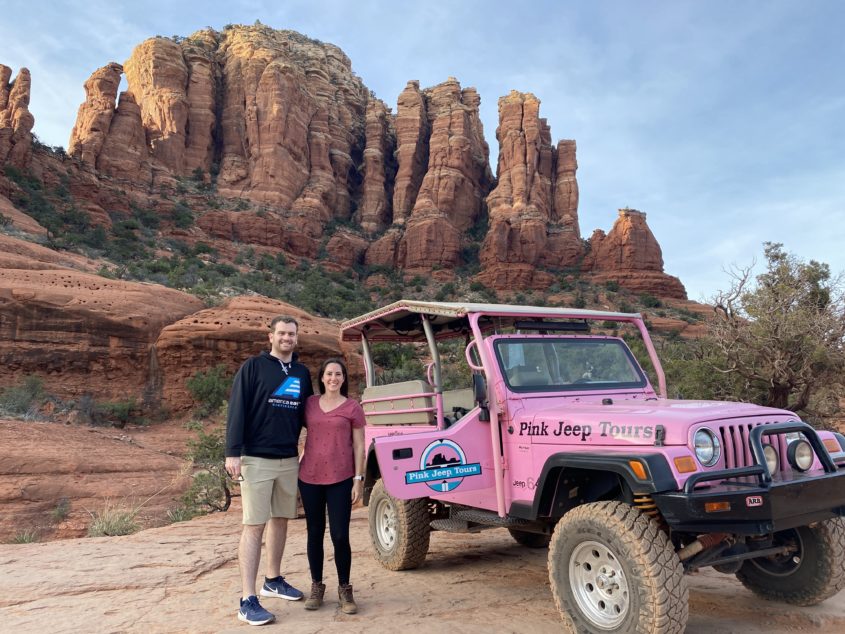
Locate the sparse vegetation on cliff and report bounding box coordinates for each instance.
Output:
[86,501,140,537]
[0,375,45,418]
[186,364,230,419]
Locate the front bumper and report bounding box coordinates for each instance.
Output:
[653,421,845,535]
[654,469,845,534]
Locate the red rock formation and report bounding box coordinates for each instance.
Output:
[12,26,688,305]
[154,296,356,410]
[67,63,123,168]
[0,246,205,403]
[181,31,219,176]
[0,65,34,168]
[478,91,583,289]
[391,81,429,223]
[0,419,191,542]
[214,27,367,222]
[397,78,493,270]
[358,98,395,233]
[123,37,190,173]
[364,227,403,268]
[324,229,369,272]
[584,208,687,298]
[96,92,152,182]
[0,194,47,236]
[552,140,579,231]
[197,209,320,257]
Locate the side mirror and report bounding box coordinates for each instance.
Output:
[472,373,490,422]
[472,373,487,406]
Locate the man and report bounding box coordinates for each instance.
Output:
[225,315,313,626]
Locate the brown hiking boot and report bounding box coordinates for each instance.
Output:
[338,583,357,614]
[304,581,325,610]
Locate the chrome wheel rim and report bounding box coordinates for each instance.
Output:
[375,497,397,552]
[569,540,630,629]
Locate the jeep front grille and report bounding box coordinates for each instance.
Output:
[717,421,788,472]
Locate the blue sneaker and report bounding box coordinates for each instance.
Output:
[260,575,304,601]
[238,595,274,626]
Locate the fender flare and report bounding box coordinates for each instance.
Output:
[509,452,677,520]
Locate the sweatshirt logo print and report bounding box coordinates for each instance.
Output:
[273,377,301,398]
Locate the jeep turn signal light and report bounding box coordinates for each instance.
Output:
[704,501,731,513]
[823,438,840,453]
[628,460,647,480]
[674,456,697,473]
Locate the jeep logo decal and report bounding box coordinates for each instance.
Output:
[404,439,482,492]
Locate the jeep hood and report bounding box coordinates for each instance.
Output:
[520,399,797,445]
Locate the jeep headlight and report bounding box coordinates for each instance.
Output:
[694,428,721,467]
[787,439,814,472]
[762,443,779,474]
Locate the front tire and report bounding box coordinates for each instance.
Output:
[548,501,688,634]
[368,479,431,570]
[736,517,845,606]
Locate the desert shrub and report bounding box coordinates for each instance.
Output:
[639,293,662,308]
[172,200,194,228]
[166,506,196,523]
[371,343,422,385]
[86,501,140,537]
[131,204,160,229]
[186,365,231,418]
[51,497,70,524]
[175,422,232,519]
[0,375,45,416]
[11,528,40,544]
[91,399,137,428]
[435,282,456,302]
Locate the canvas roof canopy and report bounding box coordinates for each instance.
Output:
[339,300,643,342]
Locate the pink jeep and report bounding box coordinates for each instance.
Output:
[341,301,845,633]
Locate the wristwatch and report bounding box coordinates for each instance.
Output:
[353,474,364,481]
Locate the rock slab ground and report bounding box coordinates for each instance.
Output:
[2,502,844,633]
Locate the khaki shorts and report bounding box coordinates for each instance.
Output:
[240,456,299,525]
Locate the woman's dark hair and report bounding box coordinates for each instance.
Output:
[318,357,348,396]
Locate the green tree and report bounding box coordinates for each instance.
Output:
[179,422,232,515]
[708,243,845,417]
[186,365,231,418]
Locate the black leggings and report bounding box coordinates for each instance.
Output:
[298,478,353,585]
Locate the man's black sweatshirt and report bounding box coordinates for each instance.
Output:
[226,351,313,459]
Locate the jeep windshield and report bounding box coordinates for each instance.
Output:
[494,337,648,392]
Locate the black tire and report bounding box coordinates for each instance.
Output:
[368,479,431,571]
[736,517,845,606]
[548,501,688,634]
[509,528,551,549]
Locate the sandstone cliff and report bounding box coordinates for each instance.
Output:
[4,24,687,304]
[583,208,687,299]
[0,234,352,412]
[0,65,34,168]
[478,91,583,289]
[363,78,494,274]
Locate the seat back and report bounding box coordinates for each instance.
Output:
[361,380,434,425]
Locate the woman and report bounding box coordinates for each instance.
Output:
[298,357,366,614]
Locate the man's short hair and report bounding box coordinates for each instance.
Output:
[269,315,299,331]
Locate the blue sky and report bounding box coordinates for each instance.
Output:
[2,0,844,301]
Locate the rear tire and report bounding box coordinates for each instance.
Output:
[736,517,845,606]
[548,501,687,633]
[368,479,431,570]
[508,528,551,548]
